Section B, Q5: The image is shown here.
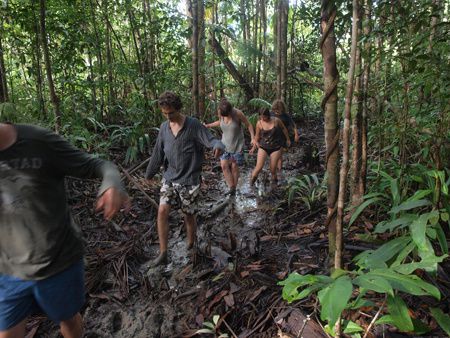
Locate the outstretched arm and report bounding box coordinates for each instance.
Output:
[43,128,129,220]
[204,120,220,128]
[196,121,225,158]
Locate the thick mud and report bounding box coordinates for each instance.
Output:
[31,124,329,338]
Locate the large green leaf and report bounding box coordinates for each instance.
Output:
[279,273,332,302]
[392,255,447,274]
[391,241,416,267]
[364,237,411,267]
[349,197,383,226]
[390,199,432,214]
[375,214,416,233]
[434,223,449,254]
[405,189,432,202]
[409,213,429,255]
[391,178,400,206]
[370,269,440,299]
[430,308,450,336]
[387,295,414,332]
[353,274,394,296]
[318,276,353,327]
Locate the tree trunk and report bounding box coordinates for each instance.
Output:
[359,0,372,201]
[0,24,9,103]
[30,3,46,117]
[209,36,255,101]
[198,0,206,118]
[350,5,363,208]
[89,0,104,119]
[39,0,61,132]
[336,0,360,273]
[320,0,339,261]
[260,0,267,98]
[276,0,288,100]
[190,0,199,116]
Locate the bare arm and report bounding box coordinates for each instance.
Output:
[204,120,220,128]
[236,110,256,145]
[250,121,261,154]
[277,118,291,148]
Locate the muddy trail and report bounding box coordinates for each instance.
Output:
[31,122,330,338]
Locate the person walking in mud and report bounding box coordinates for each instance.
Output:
[249,107,290,187]
[145,91,225,266]
[271,99,299,180]
[204,98,255,196]
[0,122,129,338]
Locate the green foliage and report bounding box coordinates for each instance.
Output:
[195,315,229,338]
[286,174,326,210]
[281,161,449,336]
[110,122,157,164]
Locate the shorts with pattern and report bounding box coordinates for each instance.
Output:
[220,151,244,166]
[159,179,201,215]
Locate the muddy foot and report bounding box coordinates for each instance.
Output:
[149,251,168,267]
[226,187,236,196]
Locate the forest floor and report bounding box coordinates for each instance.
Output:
[29,120,448,338]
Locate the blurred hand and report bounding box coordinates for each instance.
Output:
[286,139,291,148]
[249,143,258,155]
[213,148,223,158]
[294,134,300,143]
[96,187,130,221]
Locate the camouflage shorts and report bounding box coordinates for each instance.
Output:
[159,180,201,215]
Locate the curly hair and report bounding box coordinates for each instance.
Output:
[218,98,233,116]
[158,91,183,111]
[271,99,286,115]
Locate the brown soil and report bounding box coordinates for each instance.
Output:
[28,121,449,338]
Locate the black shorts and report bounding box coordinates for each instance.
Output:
[261,146,282,156]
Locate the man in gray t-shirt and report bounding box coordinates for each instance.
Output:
[0,122,129,337]
[145,91,224,266]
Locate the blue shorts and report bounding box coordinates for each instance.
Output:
[220,151,244,166]
[0,260,85,330]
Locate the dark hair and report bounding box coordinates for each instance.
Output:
[259,107,271,117]
[158,91,182,111]
[271,99,286,114]
[218,98,233,116]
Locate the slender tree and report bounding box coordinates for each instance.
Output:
[190,0,199,116]
[276,0,288,100]
[0,29,8,103]
[336,0,360,272]
[198,0,206,118]
[350,4,363,207]
[39,0,61,131]
[320,0,339,259]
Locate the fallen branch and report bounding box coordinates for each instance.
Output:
[118,164,158,209]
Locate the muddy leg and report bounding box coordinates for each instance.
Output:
[60,313,83,338]
[0,319,26,338]
[184,213,197,249]
[153,204,170,266]
[230,161,239,191]
[221,159,234,190]
[250,148,267,185]
[269,149,282,185]
[277,148,284,180]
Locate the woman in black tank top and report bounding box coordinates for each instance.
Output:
[249,108,290,186]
